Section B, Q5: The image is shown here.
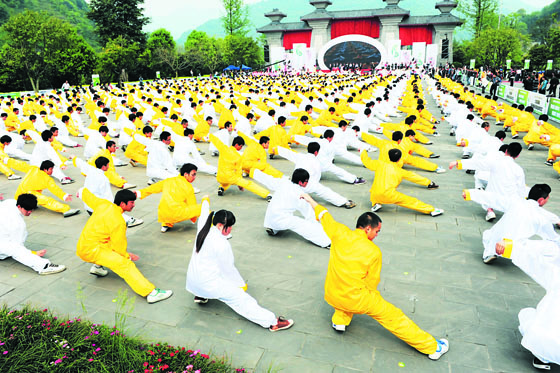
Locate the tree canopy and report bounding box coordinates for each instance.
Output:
[88,0,150,46]
[221,0,250,36]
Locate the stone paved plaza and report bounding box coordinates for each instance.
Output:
[0,90,558,372]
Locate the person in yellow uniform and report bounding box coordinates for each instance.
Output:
[88,141,135,189]
[209,134,270,199]
[255,116,291,157]
[511,106,536,138]
[136,163,203,233]
[299,193,449,360]
[238,132,283,178]
[523,114,560,150]
[0,135,30,180]
[360,149,444,216]
[15,160,80,218]
[76,187,172,304]
[124,125,152,167]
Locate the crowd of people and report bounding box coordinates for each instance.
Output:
[0,67,559,368]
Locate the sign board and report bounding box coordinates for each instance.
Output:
[292,43,307,71]
[425,43,438,67]
[92,74,100,85]
[412,42,426,67]
[156,71,160,79]
[528,91,549,115]
[497,84,506,99]
[548,98,560,122]
[517,89,529,106]
[524,60,530,69]
[547,60,553,70]
[387,40,401,64]
[504,85,519,103]
[469,59,475,69]
[506,60,511,69]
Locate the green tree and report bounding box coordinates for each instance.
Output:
[96,35,140,83]
[526,44,549,69]
[221,0,250,36]
[185,31,223,75]
[142,28,176,76]
[0,10,97,92]
[470,28,525,67]
[549,27,560,61]
[222,34,263,68]
[457,0,499,38]
[88,0,150,46]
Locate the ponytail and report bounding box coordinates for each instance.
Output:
[195,211,214,253]
[195,209,236,253]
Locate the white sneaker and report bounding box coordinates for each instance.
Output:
[61,177,75,185]
[8,174,21,180]
[147,288,173,304]
[428,339,449,360]
[527,144,534,150]
[371,203,382,212]
[90,264,108,277]
[121,183,136,190]
[435,167,446,174]
[127,218,143,228]
[485,210,496,222]
[39,263,66,275]
[483,255,497,264]
[332,323,346,332]
[193,187,200,194]
[63,209,80,218]
[430,208,444,217]
[226,233,233,240]
[161,226,169,233]
[147,178,157,185]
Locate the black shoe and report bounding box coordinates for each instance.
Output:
[461,154,470,159]
[545,160,554,166]
[217,187,224,196]
[427,181,439,189]
[533,357,551,370]
[353,177,366,185]
[269,154,275,159]
[266,228,276,236]
[194,296,208,304]
[429,154,440,159]
[466,169,475,174]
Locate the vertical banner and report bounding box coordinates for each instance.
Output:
[524,59,530,69]
[425,43,438,67]
[270,46,286,70]
[517,89,529,106]
[304,48,316,71]
[156,71,160,79]
[497,84,506,99]
[506,60,511,69]
[401,50,412,65]
[292,43,306,71]
[547,60,553,70]
[470,59,476,69]
[548,98,560,122]
[387,40,401,64]
[92,74,100,85]
[412,42,426,67]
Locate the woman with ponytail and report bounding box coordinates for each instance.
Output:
[186,198,294,332]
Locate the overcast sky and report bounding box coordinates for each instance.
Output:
[143,0,557,39]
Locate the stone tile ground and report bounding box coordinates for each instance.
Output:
[0,86,558,372]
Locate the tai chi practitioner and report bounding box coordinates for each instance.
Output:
[462,184,559,264]
[28,129,74,184]
[73,157,142,228]
[450,142,527,221]
[186,199,294,332]
[210,134,270,199]
[76,187,173,304]
[252,168,330,248]
[136,163,202,233]
[299,193,449,360]
[15,160,79,218]
[163,126,217,176]
[239,132,283,178]
[134,130,178,184]
[209,121,236,156]
[81,124,109,160]
[494,238,560,371]
[361,149,443,216]
[88,141,135,189]
[0,193,66,275]
[277,143,356,209]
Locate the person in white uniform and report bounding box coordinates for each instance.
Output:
[252,168,330,248]
[163,126,217,175]
[28,129,73,184]
[0,193,66,275]
[462,184,559,263]
[134,130,178,184]
[186,199,294,332]
[495,238,560,370]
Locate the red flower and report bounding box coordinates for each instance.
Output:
[169,352,174,357]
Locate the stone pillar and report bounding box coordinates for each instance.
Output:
[433,25,455,65]
[379,16,405,47]
[265,32,283,48]
[307,19,331,56]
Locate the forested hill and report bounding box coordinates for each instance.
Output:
[0,0,98,48]
[522,0,560,43]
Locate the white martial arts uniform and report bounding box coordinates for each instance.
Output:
[252,169,330,247]
[164,127,217,175]
[81,126,107,159]
[186,200,277,328]
[505,239,560,365]
[0,199,49,272]
[277,146,348,207]
[208,128,236,155]
[134,134,178,181]
[27,130,68,182]
[467,189,560,259]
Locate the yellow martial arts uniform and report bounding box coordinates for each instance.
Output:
[361,151,435,214]
[15,166,71,214]
[123,129,148,166]
[314,204,437,354]
[239,133,283,178]
[138,176,202,228]
[210,134,269,199]
[0,145,30,178]
[77,188,155,297]
[523,120,560,147]
[87,149,127,188]
[255,124,290,156]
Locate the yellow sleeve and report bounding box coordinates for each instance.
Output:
[361,132,384,148]
[137,180,165,199]
[209,133,227,153]
[81,188,108,210]
[254,128,270,140]
[360,150,378,171]
[400,168,431,186]
[46,177,67,201]
[314,204,343,240]
[501,238,513,258]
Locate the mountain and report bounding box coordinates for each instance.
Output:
[0,0,99,48]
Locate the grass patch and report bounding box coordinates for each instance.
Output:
[0,305,247,372]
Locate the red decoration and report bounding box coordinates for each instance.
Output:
[331,19,380,39]
[283,31,312,50]
[399,26,433,46]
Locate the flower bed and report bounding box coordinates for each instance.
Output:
[0,306,246,373]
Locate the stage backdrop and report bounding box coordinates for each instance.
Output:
[317,34,387,70]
